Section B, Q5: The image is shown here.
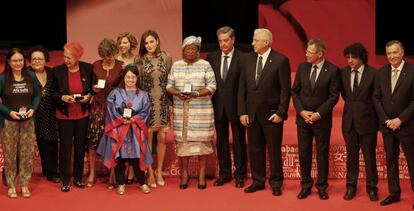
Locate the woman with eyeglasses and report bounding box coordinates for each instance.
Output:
[28,45,60,184]
[0,48,41,198]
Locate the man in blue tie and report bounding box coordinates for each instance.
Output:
[207,26,247,188]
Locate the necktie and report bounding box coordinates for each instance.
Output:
[310,65,318,90]
[352,69,359,96]
[222,55,229,81]
[391,69,398,93]
[256,56,263,84]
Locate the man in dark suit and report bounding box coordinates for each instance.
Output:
[207,26,247,188]
[340,43,378,201]
[291,38,340,200]
[373,40,414,208]
[238,28,291,196]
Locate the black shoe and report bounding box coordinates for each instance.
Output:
[198,183,207,190]
[179,178,189,190]
[318,190,329,200]
[73,180,85,188]
[47,176,61,183]
[214,177,231,186]
[235,179,245,188]
[368,191,379,201]
[272,187,282,196]
[244,184,265,193]
[380,194,400,206]
[61,184,70,192]
[297,188,311,199]
[343,188,356,200]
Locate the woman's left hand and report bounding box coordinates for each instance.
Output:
[26,109,34,118]
[79,94,91,103]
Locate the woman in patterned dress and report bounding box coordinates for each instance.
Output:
[86,38,123,187]
[137,30,172,187]
[28,45,60,183]
[167,36,216,190]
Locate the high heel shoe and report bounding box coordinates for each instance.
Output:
[8,188,17,198]
[140,184,151,194]
[155,170,165,187]
[198,178,207,190]
[21,186,31,198]
[179,176,189,190]
[147,176,157,188]
[118,184,126,195]
[86,176,95,188]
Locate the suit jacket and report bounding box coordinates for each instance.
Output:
[373,61,414,135]
[207,49,245,120]
[238,49,291,123]
[340,65,378,134]
[291,60,340,129]
[51,61,94,116]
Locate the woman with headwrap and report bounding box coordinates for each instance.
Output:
[167,36,216,190]
[51,41,93,192]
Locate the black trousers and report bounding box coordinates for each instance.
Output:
[36,137,59,179]
[297,124,331,191]
[247,118,283,188]
[382,132,414,195]
[215,113,247,180]
[115,158,145,185]
[343,128,378,192]
[58,117,89,185]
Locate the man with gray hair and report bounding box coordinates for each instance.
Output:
[238,28,291,196]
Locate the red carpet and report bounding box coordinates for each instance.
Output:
[0,176,412,211]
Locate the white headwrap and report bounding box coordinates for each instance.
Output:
[182,36,202,49]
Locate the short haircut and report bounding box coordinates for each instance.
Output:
[216,26,235,38]
[343,42,368,64]
[254,28,272,45]
[307,38,326,54]
[98,38,118,58]
[27,45,50,62]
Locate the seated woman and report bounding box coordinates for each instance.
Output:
[97,64,153,195]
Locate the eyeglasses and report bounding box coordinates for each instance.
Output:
[31,57,45,62]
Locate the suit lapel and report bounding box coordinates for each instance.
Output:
[256,51,273,85]
[225,51,238,84]
[393,65,407,94]
[212,52,224,85]
[313,62,328,93]
[356,66,368,97]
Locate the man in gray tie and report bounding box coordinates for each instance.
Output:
[207,26,247,188]
[238,28,291,196]
[373,40,414,208]
[291,38,340,200]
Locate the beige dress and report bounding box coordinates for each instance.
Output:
[137,52,172,131]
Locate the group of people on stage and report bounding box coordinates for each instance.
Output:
[0,26,413,208]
